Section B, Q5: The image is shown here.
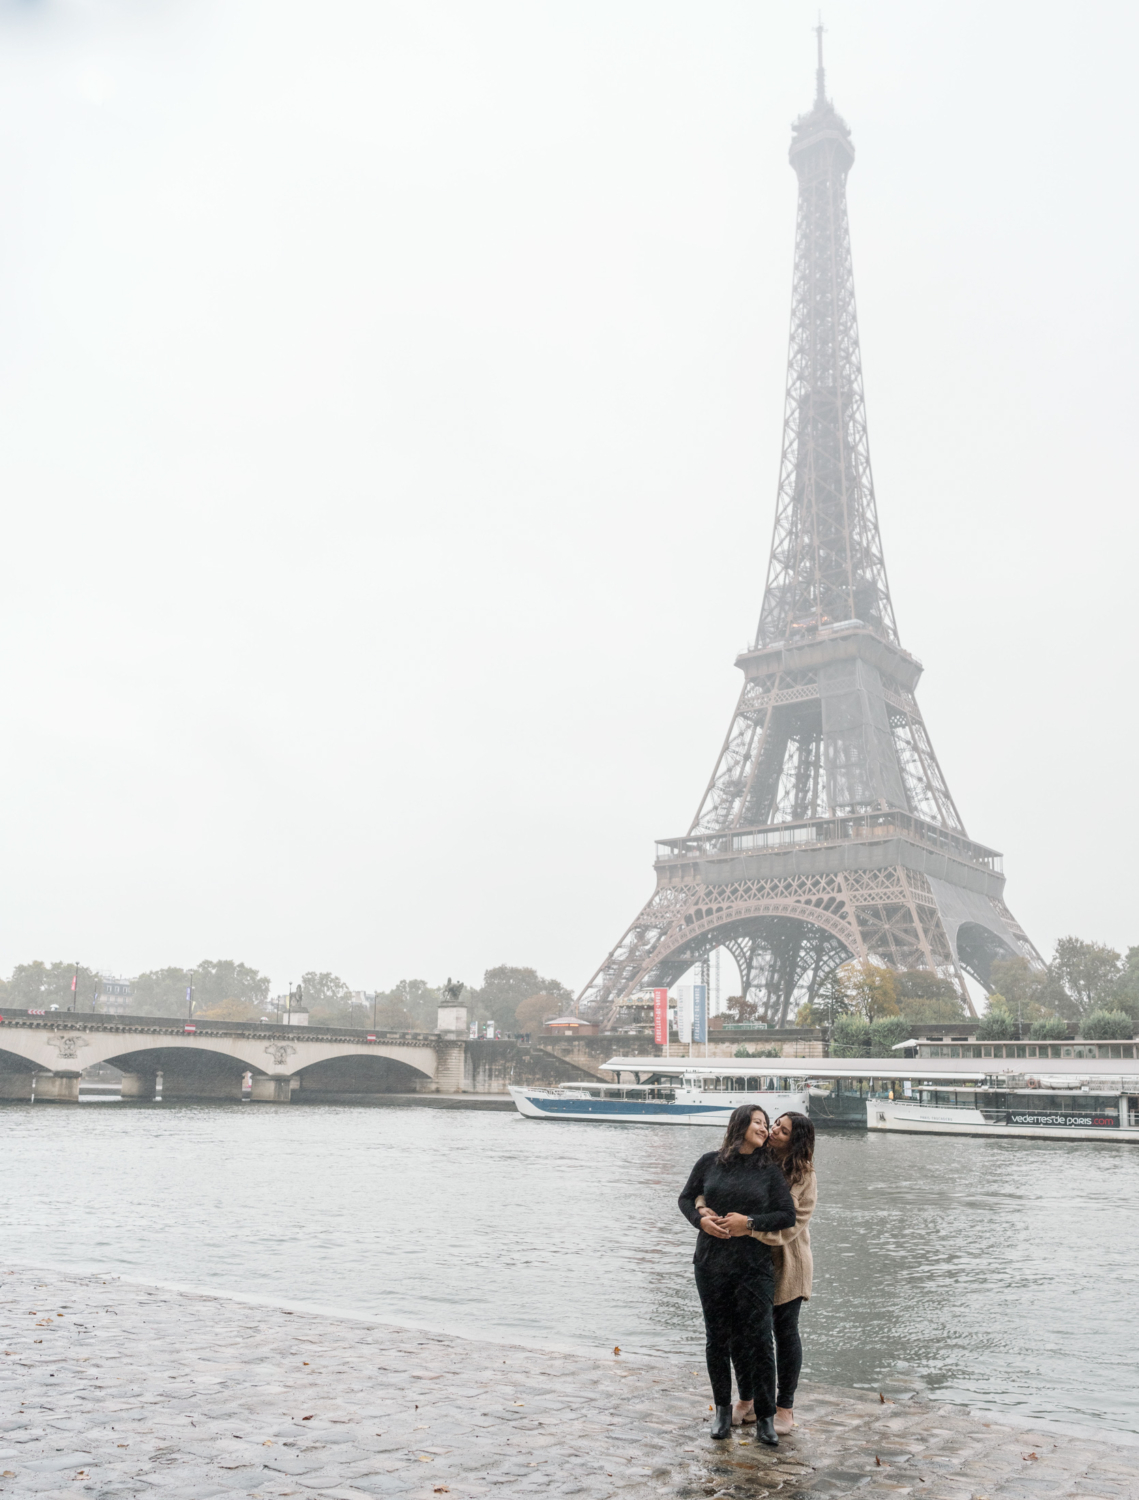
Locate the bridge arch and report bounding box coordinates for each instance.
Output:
[0,1019,462,1102]
[291,1052,433,1102]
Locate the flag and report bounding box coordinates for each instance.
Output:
[71,975,77,992]
[692,984,708,1044]
[653,988,668,1046]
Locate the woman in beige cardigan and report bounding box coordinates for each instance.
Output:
[701,1112,817,1432]
[752,1112,816,1433]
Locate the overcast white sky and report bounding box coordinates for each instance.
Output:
[0,0,1134,996]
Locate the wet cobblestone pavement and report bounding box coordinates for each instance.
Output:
[1,1268,1135,1499]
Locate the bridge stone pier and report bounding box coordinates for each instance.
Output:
[0,1011,466,1104]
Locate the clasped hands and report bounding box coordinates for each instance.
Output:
[697,1207,752,1239]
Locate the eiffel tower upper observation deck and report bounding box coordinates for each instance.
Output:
[578,41,1040,1026]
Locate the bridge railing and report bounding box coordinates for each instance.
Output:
[0,1010,448,1044]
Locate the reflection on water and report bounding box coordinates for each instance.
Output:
[3,1103,1136,1435]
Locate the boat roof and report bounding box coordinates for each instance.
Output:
[600,1055,988,1082]
[600,1054,1139,1083]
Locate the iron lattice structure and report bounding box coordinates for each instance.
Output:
[578,45,1041,1027]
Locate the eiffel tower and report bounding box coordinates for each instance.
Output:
[578,35,1040,1027]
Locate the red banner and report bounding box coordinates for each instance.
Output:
[653,988,668,1046]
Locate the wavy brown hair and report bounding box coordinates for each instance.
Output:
[716,1103,770,1164]
[771,1111,815,1185]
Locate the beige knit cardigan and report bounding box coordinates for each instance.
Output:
[754,1168,816,1305]
[694,1166,816,1305]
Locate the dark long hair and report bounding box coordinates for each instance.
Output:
[772,1112,815,1185]
[716,1103,770,1164]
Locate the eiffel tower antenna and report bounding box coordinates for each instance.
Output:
[577,40,1041,1028]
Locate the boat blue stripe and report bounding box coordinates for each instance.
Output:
[523,1098,733,1117]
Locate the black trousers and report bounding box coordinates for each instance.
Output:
[693,1262,776,1416]
[772,1297,804,1408]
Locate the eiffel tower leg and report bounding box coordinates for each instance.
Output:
[847,867,978,1017]
[721,937,757,1006]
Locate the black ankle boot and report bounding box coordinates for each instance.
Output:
[710,1405,733,1440]
[754,1415,779,1447]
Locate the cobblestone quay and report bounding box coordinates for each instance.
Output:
[1,1268,1135,1499]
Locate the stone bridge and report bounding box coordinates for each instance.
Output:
[0,1010,465,1103]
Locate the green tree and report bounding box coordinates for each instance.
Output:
[831,1015,871,1057]
[797,969,851,1029]
[724,993,760,1025]
[894,969,965,1024]
[1077,1010,1134,1041]
[5,961,100,1011]
[989,956,1042,1011]
[194,960,270,1017]
[1111,947,1139,1023]
[869,1017,912,1057]
[131,966,193,1018]
[372,979,441,1030]
[515,992,563,1033]
[1050,937,1122,1017]
[1028,1015,1069,1041]
[470,966,574,1033]
[977,997,1017,1041]
[299,972,357,1026]
[844,963,899,1022]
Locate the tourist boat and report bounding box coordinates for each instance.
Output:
[867,1084,1139,1141]
[508,1063,808,1125]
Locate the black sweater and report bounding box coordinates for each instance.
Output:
[678,1150,797,1271]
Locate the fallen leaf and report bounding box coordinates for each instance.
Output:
[434,1489,450,1494]
[2,1471,14,1478]
[303,1361,310,1366]
[263,1440,272,1446]
[301,1415,314,1421]
[614,1345,621,1355]
[878,1393,885,1403]
[875,1456,881,1466]
[1023,1453,1038,1462]
[418,1454,433,1462]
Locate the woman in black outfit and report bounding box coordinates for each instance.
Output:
[678,1104,797,1444]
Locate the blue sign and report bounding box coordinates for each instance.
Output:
[692,984,707,1044]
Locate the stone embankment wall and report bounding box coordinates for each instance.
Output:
[463,1040,602,1093]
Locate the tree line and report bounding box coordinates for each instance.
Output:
[0,959,575,1034]
[788,936,1139,1057]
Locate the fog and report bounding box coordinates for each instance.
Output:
[0,0,1134,995]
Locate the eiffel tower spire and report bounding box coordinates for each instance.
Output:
[577,46,1041,1027]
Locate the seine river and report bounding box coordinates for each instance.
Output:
[3,1102,1136,1437]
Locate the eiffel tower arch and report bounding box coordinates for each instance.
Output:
[578,37,1041,1028]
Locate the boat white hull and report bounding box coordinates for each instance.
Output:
[509,1085,809,1125]
[867,1100,1139,1143]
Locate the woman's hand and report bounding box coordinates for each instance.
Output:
[721,1212,753,1237]
[698,1209,730,1239]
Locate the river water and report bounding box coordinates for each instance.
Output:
[3,1102,1136,1437]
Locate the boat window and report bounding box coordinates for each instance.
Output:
[747,1077,759,1092]
[734,1077,746,1091]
